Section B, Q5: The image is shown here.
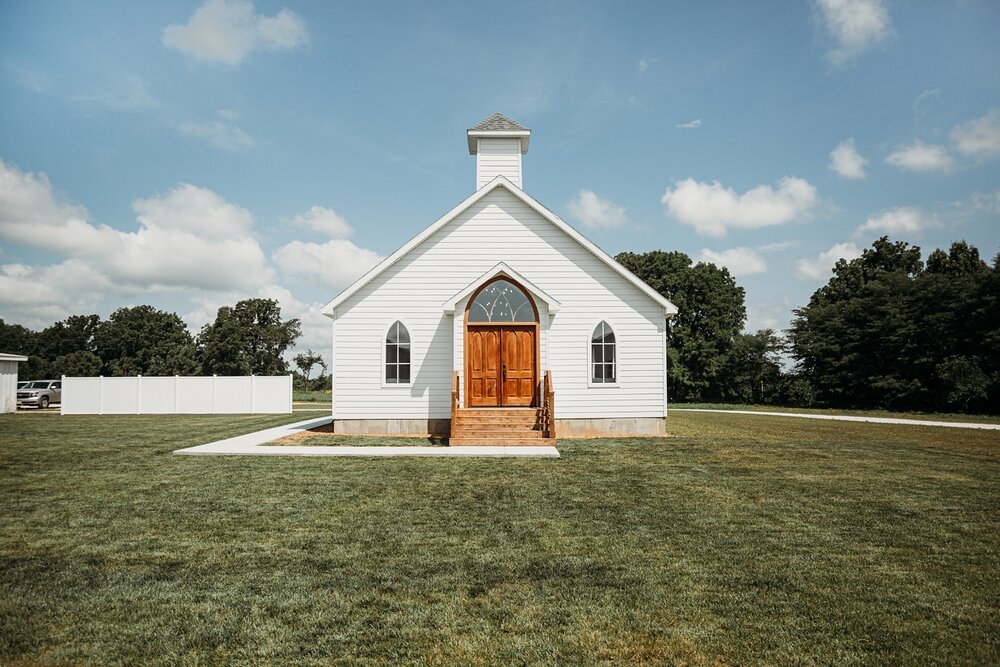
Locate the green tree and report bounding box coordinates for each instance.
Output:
[51,350,103,377]
[34,315,101,360]
[199,298,301,375]
[718,329,785,404]
[95,306,199,376]
[789,237,999,412]
[784,377,817,407]
[0,318,48,379]
[936,357,989,411]
[0,318,35,355]
[294,349,325,380]
[616,250,746,401]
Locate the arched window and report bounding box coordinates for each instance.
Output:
[591,321,616,384]
[468,278,535,323]
[385,321,411,384]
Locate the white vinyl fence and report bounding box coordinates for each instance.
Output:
[61,375,293,415]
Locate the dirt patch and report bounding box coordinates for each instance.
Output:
[270,425,447,447]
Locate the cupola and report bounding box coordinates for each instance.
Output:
[467,113,530,190]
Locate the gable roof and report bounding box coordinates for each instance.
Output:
[321,176,679,318]
[442,262,561,315]
[469,113,528,132]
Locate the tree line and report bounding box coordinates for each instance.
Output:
[3,236,996,412]
[0,298,329,390]
[618,236,999,414]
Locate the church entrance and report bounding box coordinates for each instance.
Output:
[464,277,538,407]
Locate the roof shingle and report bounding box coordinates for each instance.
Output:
[469,113,528,132]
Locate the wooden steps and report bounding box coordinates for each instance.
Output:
[450,407,555,446]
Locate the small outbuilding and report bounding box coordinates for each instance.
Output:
[322,113,678,443]
[0,353,29,413]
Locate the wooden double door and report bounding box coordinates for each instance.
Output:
[466,325,537,407]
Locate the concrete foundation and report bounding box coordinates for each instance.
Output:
[330,416,667,437]
[332,418,451,436]
[554,417,667,437]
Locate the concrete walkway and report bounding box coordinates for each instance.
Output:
[671,408,1000,431]
[174,416,560,458]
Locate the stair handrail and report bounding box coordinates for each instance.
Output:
[543,369,555,439]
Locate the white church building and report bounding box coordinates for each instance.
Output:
[322,114,678,443]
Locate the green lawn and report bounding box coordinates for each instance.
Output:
[1,411,997,665]
[293,390,332,403]
[673,402,1000,424]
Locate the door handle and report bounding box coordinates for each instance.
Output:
[502,364,507,381]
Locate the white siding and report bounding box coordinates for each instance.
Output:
[477,138,522,188]
[332,188,666,420]
[0,360,18,413]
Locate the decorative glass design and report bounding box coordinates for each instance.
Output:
[385,321,411,384]
[591,321,616,383]
[468,279,534,323]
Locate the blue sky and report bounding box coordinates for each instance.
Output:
[1,0,998,356]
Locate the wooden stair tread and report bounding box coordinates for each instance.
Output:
[450,437,556,447]
[450,376,555,446]
[454,428,545,440]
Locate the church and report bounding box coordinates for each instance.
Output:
[322,114,678,443]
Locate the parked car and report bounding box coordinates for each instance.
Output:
[17,381,28,390]
[17,380,62,409]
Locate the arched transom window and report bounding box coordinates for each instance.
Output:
[468,278,535,323]
[591,321,616,384]
[385,321,411,384]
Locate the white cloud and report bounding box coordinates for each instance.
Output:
[638,54,657,73]
[951,110,1000,160]
[287,206,353,238]
[662,176,817,237]
[814,0,891,66]
[0,260,117,328]
[567,190,628,230]
[745,298,792,333]
[795,242,863,280]
[73,73,158,112]
[885,140,954,172]
[912,88,941,128]
[0,158,383,353]
[133,183,254,241]
[856,206,940,237]
[968,190,1000,213]
[698,247,767,277]
[756,240,799,253]
[162,0,308,65]
[676,119,702,129]
[0,159,272,291]
[273,239,383,290]
[179,111,254,151]
[4,62,46,93]
[828,138,868,179]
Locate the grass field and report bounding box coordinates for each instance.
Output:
[293,390,332,403]
[1,411,997,665]
[673,402,1000,424]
